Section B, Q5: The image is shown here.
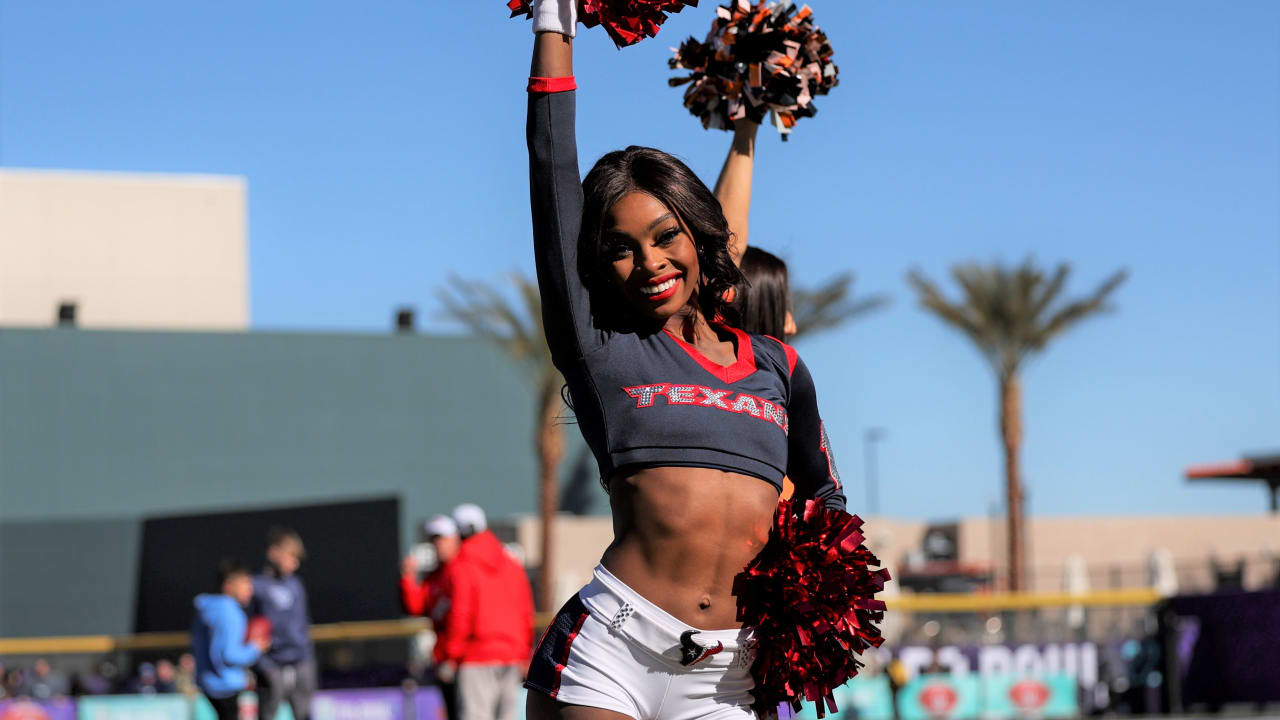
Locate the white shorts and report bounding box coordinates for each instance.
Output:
[525,565,757,720]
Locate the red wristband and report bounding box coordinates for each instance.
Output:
[528,76,577,94]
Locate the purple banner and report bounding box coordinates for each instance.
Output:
[311,688,444,720]
[0,699,76,720]
[1168,590,1280,706]
[412,689,446,720]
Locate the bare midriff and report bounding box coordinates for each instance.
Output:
[600,465,779,630]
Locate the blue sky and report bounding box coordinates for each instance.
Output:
[2,1,1277,519]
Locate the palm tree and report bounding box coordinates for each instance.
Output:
[791,272,889,339]
[438,273,564,612]
[907,260,1126,591]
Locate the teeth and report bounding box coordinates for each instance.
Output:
[640,277,678,296]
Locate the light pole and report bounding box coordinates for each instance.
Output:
[863,428,886,516]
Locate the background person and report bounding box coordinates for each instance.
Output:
[124,662,160,695]
[714,115,799,506]
[250,527,317,720]
[192,560,270,720]
[72,660,120,696]
[401,514,463,720]
[441,504,534,720]
[3,668,22,699]
[20,658,69,700]
[712,117,798,341]
[175,653,199,697]
[155,659,179,694]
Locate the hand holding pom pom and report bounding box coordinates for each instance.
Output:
[669,1,839,140]
[734,499,890,718]
[508,0,699,48]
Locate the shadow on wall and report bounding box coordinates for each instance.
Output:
[0,518,141,636]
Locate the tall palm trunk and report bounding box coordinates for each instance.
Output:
[999,372,1025,591]
[909,262,1126,593]
[535,384,565,612]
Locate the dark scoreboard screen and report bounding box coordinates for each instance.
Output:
[134,497,400,632]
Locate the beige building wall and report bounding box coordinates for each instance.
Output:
[509,512,1280,608]
[510,515,617,608]
[508,514,947,609]
[1004,514,1279,592]
[0,168,247,330]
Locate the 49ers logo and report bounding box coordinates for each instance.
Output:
[623,383,788,433]
[1008,680,1050,710]
[918,683,958,716]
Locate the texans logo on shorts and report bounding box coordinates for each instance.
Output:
[678,630,724,667]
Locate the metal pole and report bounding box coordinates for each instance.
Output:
[864,428,885,516]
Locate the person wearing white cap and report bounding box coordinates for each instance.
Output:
[401,516,461,616]
[451,503,487,539]
[426,515,462,545]
[439,503,534,720]
[402,515,464,719]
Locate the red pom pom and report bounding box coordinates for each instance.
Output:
[584,0,699,47]
[246,616,273,645]
[505,0,698,48]
[734,499,890,718]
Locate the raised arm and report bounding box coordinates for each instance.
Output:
[528,5,603,367]
[713,119,759,266]
[531,21,573,78]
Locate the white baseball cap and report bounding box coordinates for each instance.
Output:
[452,503,487,537]
[422,514,458,539]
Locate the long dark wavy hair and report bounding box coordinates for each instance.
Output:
[736,246,791,339]
[578,146,744,332]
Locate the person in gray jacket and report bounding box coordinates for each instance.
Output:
[250,528,317,720]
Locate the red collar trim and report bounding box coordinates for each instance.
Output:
[663,324,757,384]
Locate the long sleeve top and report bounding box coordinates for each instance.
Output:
[527,77,844,510]
[248,570,313,668]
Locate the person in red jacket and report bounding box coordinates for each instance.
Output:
[440,504,535,720]
[401,515,462,623]
[401,515,463,719]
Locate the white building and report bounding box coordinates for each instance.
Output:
[0,168,248,330]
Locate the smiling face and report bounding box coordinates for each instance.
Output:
[601,191,701,322]
[580,146,743,332]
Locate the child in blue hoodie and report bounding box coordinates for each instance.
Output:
[192,560,271,720]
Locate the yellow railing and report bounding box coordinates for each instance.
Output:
[0,618,429,656]
[887,587,1161,613]
[0,589,1161,655]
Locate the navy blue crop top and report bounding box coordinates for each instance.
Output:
[526,78,845,511]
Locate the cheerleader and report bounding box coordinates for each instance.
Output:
[521,3,849,718]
